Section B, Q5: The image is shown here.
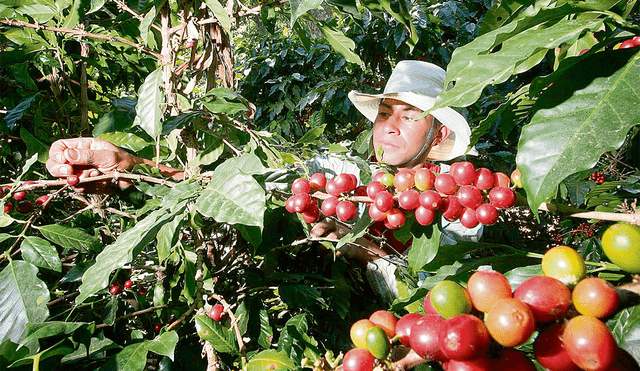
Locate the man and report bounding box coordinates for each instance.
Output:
[311,60,478,257]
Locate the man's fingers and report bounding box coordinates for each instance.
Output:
[45,158,73,177]
[62,148,121,172]
[310,218,335,237]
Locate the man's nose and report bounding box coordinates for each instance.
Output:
[378,115,401,133]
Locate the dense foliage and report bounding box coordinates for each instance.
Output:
[1,0,639,370]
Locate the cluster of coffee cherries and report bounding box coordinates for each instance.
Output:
[109,278,147,296]
[2,175,80,215]
[572,221,598,237]
[2,182,47,214]
[341,245,632,371]
[616,36,640,49]
[590,171,606,184]
[285,161,517,230]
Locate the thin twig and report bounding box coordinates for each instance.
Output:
[0,19,163,59]
[95,304,171,329]
[2,171,177,192]
[111,0,162,32]
[167,306,194,331]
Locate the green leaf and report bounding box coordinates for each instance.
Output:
[247,350,296,371]
[448,2,605,84]
[3,94,36,131]
[103,331,179,370]
[478,0,534,35]
[61,335,118,363]
[336,213,373,250]
[0,260,50,345]
[76,187,193,304]
[407,225,441,275]
[140,6,157,47]
[21,236,62,272]
[0,339,30,369]
[87,0,106,14]
[609,305,640,362]
[516,49,640,215]
[17,4,55,23]
[195,154,266,229]
[19,127,48,163]
[189,133,224,168]
[156,215,182,262]
[10,338,75,368]
[257,307,273,348]
[504,264,543,290]
[194,315,239,354]
[377,0,418,50]
[433,18,604,112]
[22,322,94,344]
[98,132,152,152]
[290,0,323,27]
[203,0,232,31]
[133,67,164,139]
[297,124,325,144]
[37,224,101,253]
[61,0,82,29]
[279,284,323,308]
[319,24,363,66]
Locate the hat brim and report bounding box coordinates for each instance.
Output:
[348,91,474,161]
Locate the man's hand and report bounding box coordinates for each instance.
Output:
[310,217,351,240]
[310,217,388,262]
[46,138,140,189]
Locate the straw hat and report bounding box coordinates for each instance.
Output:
[348,60,473,161]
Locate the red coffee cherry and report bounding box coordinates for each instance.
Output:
[208,304,225,321]
[67,175,80,186]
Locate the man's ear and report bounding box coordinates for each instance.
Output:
[436,124,452,145]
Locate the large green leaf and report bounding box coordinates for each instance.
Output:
[101,331,178,371]
[37,224,101,253]
[433,17,604,112]
[16,4,56,23]
[3,95,36,131]
[204,0,232,31]
[195,154,266,229]
[247,350,296,371]
[609,305,640,363]
[61,0,82,29]
[448,2,608,84]
[0,339,30,369]
[21,236,62,272]
[133,67,164,140]
[0,261,50,344]
[20,127,48,163]
[319,24,363,66]
[516,49,640,215]
[76,184,197,304]
[407,225,441,275]
[194,315,239,354]
[22,322,94,345]
[290,0,323,27]
[98,132,152,152]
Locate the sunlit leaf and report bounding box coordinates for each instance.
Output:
[21,236,61,272]
[517,49,640,215]
[37,224,101,253]
[133,67,164,140]
[0,261,49,345]
[247,349,296,371]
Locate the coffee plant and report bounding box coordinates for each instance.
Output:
[1,0,640,370]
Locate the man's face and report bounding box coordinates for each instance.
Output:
[372,98,439,168]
